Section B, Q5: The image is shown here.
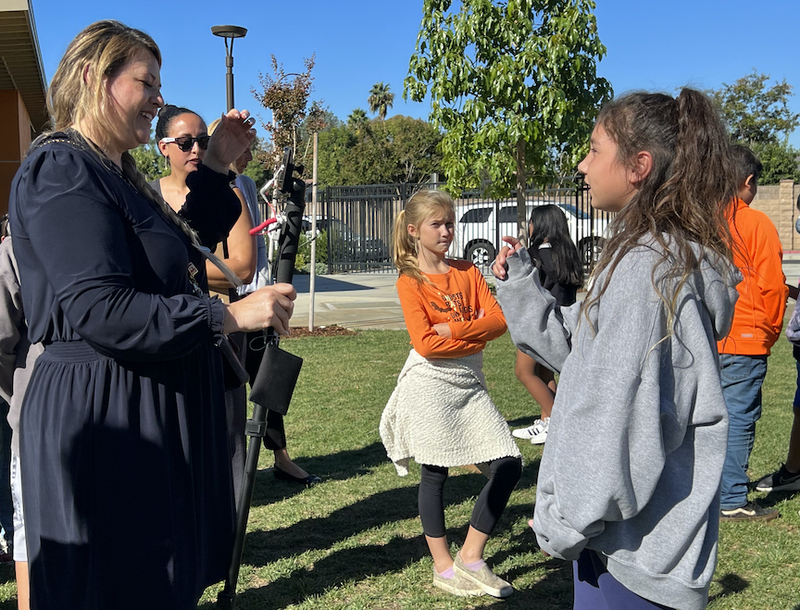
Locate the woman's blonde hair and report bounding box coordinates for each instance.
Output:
[392,190,455,283]
[48,20,199,246]
[49,20,160,149]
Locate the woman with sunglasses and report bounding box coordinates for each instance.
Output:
[154,106,258,509]
[155,104,257,291]
[8,21,296,610]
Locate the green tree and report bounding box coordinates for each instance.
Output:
[710,71,800,184]
[296,102,341,168]
[317,125,358,187]
[336,121,395,185]
[751,141,800,185]
[242,136,272,189]
[368,82,395,120]
[405,0,611,239]
[298,104,341,144]
[385,115,443,183]
[316,116,443,186]
[131,134,167,182]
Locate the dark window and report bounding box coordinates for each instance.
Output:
[498,206,520,223]
[460,208,492,224]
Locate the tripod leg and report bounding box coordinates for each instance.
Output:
[217,402,269,609]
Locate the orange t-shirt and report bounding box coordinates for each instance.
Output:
[396,260,507,359]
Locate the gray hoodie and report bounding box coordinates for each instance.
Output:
[0,238,44,455]
[496,240,740,610]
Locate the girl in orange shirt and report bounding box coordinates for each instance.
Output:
[379,190,521,599]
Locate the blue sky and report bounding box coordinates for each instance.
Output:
[30,0,800,145]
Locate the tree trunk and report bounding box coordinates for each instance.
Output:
[309,131,318,331]
[515,138,528,248]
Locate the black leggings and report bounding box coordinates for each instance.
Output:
[243,331,287,450]
[418,457,522,538]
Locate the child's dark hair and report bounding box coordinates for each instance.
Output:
[730,144,763,187]
[584,88,737,326]
[529,205,583,286]
[155,104,201,140]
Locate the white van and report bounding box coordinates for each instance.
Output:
[449,199,610,269]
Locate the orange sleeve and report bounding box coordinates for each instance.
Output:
[447,264,506,343]
[397,273,495,359]
[749,214,788,341]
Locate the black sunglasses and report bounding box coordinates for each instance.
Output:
[161,135,210,152]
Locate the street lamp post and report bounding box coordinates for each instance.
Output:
[211,25,247,111]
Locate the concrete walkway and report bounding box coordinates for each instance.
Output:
[291,254,800,332]
[291,272,405,330]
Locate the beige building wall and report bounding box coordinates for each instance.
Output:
[750,180,800,251]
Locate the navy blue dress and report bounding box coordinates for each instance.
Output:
[9,132,241,610]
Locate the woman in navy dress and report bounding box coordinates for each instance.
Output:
[8,20,296,610]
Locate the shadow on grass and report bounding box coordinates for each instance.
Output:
[249,442,393,508]
[201,535,574,610]
[756,488,800,508]
[486,559,573,610]
[506,415,544,429]
[708,572,749,604]
[201,536,428,610]
[243,456,541,568]
[250,442,540,508]
[0,564,14,586]
[197,451,561,609]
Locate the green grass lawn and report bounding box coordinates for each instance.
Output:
[0,329,798,609]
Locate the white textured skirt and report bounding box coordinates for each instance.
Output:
[380,349,521,476]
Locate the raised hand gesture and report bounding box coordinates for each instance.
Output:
[491,236,524,280]
[204,108,257,174]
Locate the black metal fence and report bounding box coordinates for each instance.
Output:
[316,178,611,274]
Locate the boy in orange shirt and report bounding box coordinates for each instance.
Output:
[718,145,788,521]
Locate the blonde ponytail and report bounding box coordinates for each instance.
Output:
[392,190,455,284]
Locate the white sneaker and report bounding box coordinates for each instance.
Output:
[529,418,549,444]
[512,417,550,442]
[512,419,542,439]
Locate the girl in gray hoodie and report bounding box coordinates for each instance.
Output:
[493,89,741,609]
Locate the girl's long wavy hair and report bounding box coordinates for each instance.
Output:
[48,20,198,246]
[392,190,455,284]
[529,205,584,287]
[582,89,737,329]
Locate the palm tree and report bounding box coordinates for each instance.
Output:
[367,82,394,120]
[347,108,368,128]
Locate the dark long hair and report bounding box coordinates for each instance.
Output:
[529,205,583,286]
[155,104,201,140]
[583,89,736,329]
